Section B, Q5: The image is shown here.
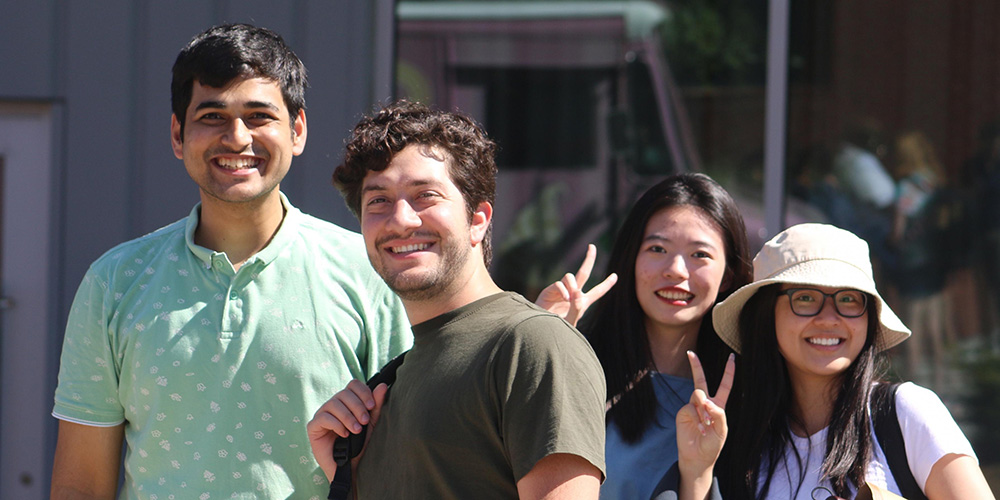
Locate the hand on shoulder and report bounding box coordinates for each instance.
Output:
[307,380,387,481]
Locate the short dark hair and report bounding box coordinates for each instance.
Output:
[170,23,307,136]
[333,100,498,267]
[582,173,753,443]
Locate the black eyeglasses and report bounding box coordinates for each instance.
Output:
[778,288,868,318]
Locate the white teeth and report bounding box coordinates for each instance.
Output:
[216,157,259,170]
[391,243,429,253]
[656,290,693,301]
[808,337,842,346]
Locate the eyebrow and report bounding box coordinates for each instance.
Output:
[362,178,442,194]
[193,100,281,112]
[642,234,720,250]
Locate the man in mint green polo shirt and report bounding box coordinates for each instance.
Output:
[49,24,411,499]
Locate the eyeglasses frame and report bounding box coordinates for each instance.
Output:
[777,287,868,318]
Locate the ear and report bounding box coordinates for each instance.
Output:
[292,109,307,155]
[469,201,492,246]
[170,114,184,160]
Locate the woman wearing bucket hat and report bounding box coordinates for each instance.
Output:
[671,223,994,500]
[536,173,752,499]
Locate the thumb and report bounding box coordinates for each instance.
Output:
[369,383,389,429]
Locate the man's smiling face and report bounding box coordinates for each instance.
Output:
[171,76,306,205]
[359,144,482,302]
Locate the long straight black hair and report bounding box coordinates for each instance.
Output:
[580,173,752,442]
[718,284,887,499]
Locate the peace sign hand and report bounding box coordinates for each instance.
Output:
[534,243,618,327]
[675,351,735,500]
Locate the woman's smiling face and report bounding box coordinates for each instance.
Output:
[634,205,730,337]
[774,284,869,384]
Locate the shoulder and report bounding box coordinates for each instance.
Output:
[286,212,371,268]
[85,218,188,281]
[489,294,602,371]
[494,294,587,342]
[285,213,378,272]
[893,381,948,416]
[886,383,977,488]
[891,381,972,453]
[284,214,409,326]
[289,212,367,254]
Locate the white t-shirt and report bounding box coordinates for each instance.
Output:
[833,143,896,209]
[758,382,976,499]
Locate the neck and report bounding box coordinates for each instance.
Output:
[788,373,839,437]
[195,191,285,270]
[646,320,701,378]
[402,261,503,325]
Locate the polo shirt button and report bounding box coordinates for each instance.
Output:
[229,292,238,300]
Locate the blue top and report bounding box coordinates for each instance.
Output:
[601,372,694,500]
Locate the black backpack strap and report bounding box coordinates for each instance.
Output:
[328,351,409,500]
[871,382,927,500]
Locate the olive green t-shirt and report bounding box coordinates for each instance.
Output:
[356,292,606,499]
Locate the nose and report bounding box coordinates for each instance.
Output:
[386,199,421,232]
[221,118,252,151]
[661,254,689,279]
[814,295,841,322]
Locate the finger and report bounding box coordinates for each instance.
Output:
[565,273,617,327]
[582,272,617,301]
[319,381,374,432]
[306,417,340,480]
[564,274,586,327]
[563,272,580,295]
[552,280,570,301]
[711,353,736,409]
[346,379,377,411]
[702,397,727,433]
[368,383,389,430]
[307,408,355,439]
[687,351,709,394]
[574,243,598,285]
[688,389,712,433]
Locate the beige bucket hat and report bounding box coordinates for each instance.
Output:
[712,223,910,354]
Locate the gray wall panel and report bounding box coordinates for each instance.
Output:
[0,1,58,97]
[298,1,378,230]
[62,0,135,280]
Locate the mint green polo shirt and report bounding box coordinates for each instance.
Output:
[53,193,411,500]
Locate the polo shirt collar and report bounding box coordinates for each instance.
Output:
[185,192,302,269]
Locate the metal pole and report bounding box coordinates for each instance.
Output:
[763,0,790,239]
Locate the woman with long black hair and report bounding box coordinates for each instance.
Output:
[674,223,995,500]
[537,173,752,499]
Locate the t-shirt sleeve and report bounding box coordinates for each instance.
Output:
[52,268,126,426]
[895,381,977,489]
[491,314,607,482]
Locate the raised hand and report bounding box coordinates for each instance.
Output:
[534,243,618,327]
[307,380,388,481]
[676,351,735,500]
